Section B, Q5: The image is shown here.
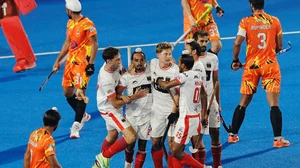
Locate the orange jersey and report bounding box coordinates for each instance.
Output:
[27,127,56,168]
[183,0,214,27]
[67,16,97,65]
[238,12,282,67]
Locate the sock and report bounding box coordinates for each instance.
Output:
[172,157,184,168]
[168,151,174,168]
[125,148,134,163]
[151,148,164,168]
[231,105,246,134]
[75,100,86,122]
[270,106,282,138]
[66,94,77,111]
[134,151,146,168]
[180,153,203,167]
[103,137,128,158]
[211,144,222,168]
[101,139,113,152]
[207,48,218,56]
[192,148,206,165]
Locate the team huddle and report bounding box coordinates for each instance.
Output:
[24,0,290,168]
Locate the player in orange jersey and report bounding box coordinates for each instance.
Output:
[24,107,62,168]
[182,0,224,55]
[52,0,98,139]
[229,0,290,148]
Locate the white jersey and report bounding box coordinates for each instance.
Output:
[97,64,123,113]
[192,59,206,84]
[175,70,204,117]
[198,52,219,97]
[150,58,179,115]
[119,65,153,118]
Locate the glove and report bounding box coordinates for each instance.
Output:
[85,64,95,76]
[230,59,242,70]
[168,112,179,123]
[216,6,225,15]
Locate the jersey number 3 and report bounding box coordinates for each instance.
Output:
[257,32,266,49]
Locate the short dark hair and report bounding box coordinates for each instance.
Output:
[249,0,264,9]
[102,47,120,62]
[193,30,210,41]
[43,109,61,127]
[131,50,146,60]
[186,40,202,56]
[73,11,81,15]
[180,54,194,70]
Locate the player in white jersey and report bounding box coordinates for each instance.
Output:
[93,47,144,168]
[158,54,207,168]
[148,42,180,168]
[190,30,222,168]
[118,48,152,168]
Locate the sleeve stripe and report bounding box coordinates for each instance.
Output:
[107,92,116,98]
[175,78,181,84]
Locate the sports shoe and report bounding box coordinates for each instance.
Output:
[13,59,36,73]
[124,161,132,168]
[70,122,80,139]
[204,165,212,168]
[273,138,290,148]
[79,113,91,130]
[228,135,239,143]
[95,153,110,168]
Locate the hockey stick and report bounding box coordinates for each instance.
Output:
[239,41,292,68]
[189,82,219,153]
[219,112,230,133]
[39,56,67,91]
[173,4,213,47]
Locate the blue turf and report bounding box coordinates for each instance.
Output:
[0,0,300,167]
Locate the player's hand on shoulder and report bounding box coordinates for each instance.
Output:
[231,59,242,71]
[216,6,224,17]
[120,95,132,104]
[85,63,95,76]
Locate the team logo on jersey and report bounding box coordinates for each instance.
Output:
[70,40,79,50]
[206,62,212,69]
[183,73,188,77]
[90,26,95,32]
[194,75,199,79]
[147,76,151,82]
[76,29,80,37]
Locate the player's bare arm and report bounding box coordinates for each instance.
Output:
[157,79,179,90]
[181,0,196,26]
[200,83,208,119]
[53,35,70,72]
[108,94,131,108]
[23,147,30,168]
[231,35,244,70]
[275,32,283,53]
[88,35,98,64]
[46,154,62,168]
[213,71,220,108]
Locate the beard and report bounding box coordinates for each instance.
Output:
[200,46,207,52]
[135,65,144,71]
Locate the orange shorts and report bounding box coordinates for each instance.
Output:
[240,62,281,94]
[185,22,220,41]
[62,60,90,89]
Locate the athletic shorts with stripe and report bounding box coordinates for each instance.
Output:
[127,115,151,140]
[150,112,175,138]
[100,110,131,132]
[240,62,281,94]
[174,114,201,145]
[201,100,220,134]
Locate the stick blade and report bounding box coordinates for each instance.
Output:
[188,146,198,153]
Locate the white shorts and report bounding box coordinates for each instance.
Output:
[174,114,201,145]
[100,111,131,132]
[150,112,174,138]
[127,116,151,140]
[201,100,221,134]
